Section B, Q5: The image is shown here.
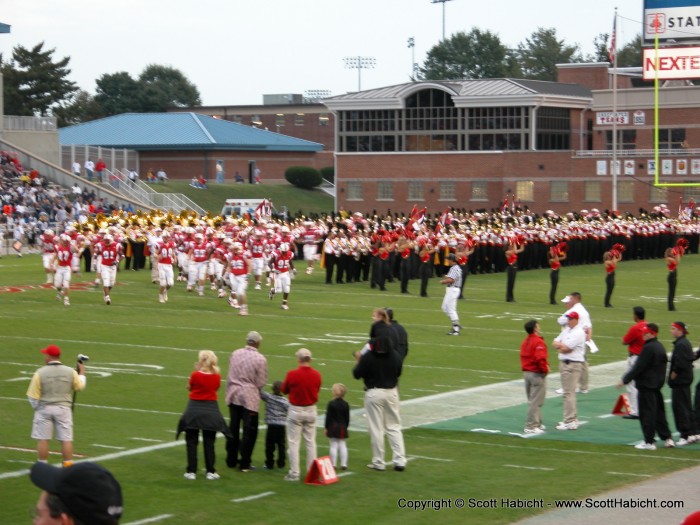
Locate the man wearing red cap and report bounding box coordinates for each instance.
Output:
[618,323,674,450]
[26,345,86,466]
[668,321,697,445]
[552,311,586,430]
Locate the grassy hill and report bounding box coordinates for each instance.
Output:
[151,180,335,217]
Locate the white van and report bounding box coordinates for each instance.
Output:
[221,199,267,217]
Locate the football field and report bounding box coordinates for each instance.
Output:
[1,254,699,524]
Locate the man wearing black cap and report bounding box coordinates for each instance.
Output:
[668,321,697,445]
[440,254,462,335]
[26,345,86,467]
[618,323,675,450]
[30,461,123,524]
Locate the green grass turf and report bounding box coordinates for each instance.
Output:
[1,254,699,524]
[150,180,334,217]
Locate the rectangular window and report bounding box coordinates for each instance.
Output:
[319,113,330,126]
[439,181,456,200]
[251,115,262,126]
[605,129,637,150]
[408,181,424,201]
[275,114,285,127]
[295,113,305,126]
[232,115,242,124]
[347,181,362,200]
[618,181,635,203]
[650,185,667,203]
[584,181,601,202]
[471,181,488,201]
[550,181,569,202]
[515,180,534,202]
[659,128,686,149]
[377,181,393,200]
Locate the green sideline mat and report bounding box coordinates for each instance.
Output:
[421,386,682,446]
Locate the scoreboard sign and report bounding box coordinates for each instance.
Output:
[644,0,700,42]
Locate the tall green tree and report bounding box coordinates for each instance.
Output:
[94,72,143,115]
[419,29,514,80]
[516,28,582,81]
[1,42,77,116]
[138,64,201,111]
[53,90,105,127]
[588,33,642,68]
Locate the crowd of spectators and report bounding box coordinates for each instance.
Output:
[1,150,128,251]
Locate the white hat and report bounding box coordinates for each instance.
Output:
[560,295,572,303]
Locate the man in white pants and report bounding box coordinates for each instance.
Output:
[440,254,462,335]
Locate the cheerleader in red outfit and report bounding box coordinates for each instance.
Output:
[603,244,624,308]
[505,238,525,303]
[548,242,567,305]
[666,239,688,311]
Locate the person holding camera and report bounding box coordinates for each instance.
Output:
[26,345,86,467]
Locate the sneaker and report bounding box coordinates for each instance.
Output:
[239,466,257,472]
[198,291,204,297]
[186,285,193,292]
[63,298,70,306]
[281,304,289,310]
[538,424,546,430]
[689,435,700,443]
[56,291,63,301]
[210,284,217,291]
[284,474,299,481]
[105,295,111,305]
[579,389,589,394]
[159,294,165,303]
[634,442,657,450]
[523,427,545,435]
[393,465,406,472]
[164,292,168,302]
[665,438,675,448]
[676,438,690,447]
[238,307,248,316]
[555,388,564,394]
[366,463,385,471]
[184,472,196,480]
[255,283,261,290]
[217,291,226,298]
[268,288,275,300]
[206,472,220,480]
[447,329,460,336]
[341,466,347,471]
[556,421,578,431]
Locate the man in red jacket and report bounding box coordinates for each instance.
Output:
[520,320,549,434]
[281,348,321,481]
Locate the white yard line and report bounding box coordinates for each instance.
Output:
[231,491,275,503]
[122,514,174,525]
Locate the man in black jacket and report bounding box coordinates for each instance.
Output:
[353,338,406,472]
[385,307,408,362]
[668,321,697,445]
[618,323,674,450]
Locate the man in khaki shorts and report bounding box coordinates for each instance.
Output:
[27,345,86,467]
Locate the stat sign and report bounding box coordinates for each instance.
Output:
[644,0,700,43]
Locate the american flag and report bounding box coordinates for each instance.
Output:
[608,14,617,64]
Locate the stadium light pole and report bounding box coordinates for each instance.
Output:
[431,0,453,41]
[344,56,376,92]
[407,37,416,81]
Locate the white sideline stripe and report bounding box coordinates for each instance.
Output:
[607,471,653,478]
[122,514,174,525]
[337,471,354,477]
[0,441,184,481]
[130,437,164,442]
[504,464,555,471]
[231,491,275,503]
[408,455,453,462]
[91,444,126,450]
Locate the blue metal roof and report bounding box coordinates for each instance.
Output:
[59,113,323,152]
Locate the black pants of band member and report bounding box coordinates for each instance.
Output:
[226,404,258,469]
[668,270,677,310]
[506,264,517,301]
[185,428,216,473]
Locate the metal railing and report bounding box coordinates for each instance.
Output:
[574,148,700,158]
[103,168,205,215]
[3,116,57,132]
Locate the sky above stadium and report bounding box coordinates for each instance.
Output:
[3,0,641,106]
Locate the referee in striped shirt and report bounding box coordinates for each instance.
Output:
[440,254,462,335]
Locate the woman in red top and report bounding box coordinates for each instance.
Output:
[665,239,688,311]
[177,350,230,480]
[603,248,623,308]
[505,240,525,303]
[548,243,567,305]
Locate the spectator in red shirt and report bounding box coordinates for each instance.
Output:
[520,319,549,434]
[621,306,646,420]
[177,350,230,480]
[281,348,322,481]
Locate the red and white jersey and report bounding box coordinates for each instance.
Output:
[40,233,56,254]
[279,232,296,245]
[189,242,211,263]
[271,250,294,273]
[55,244,74,267]
[227,253,249,276]
[156,240,176,264]
[210,243,227,262]
[98,242,123,266]
[302,227,322,245]
[248,238,267,259]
